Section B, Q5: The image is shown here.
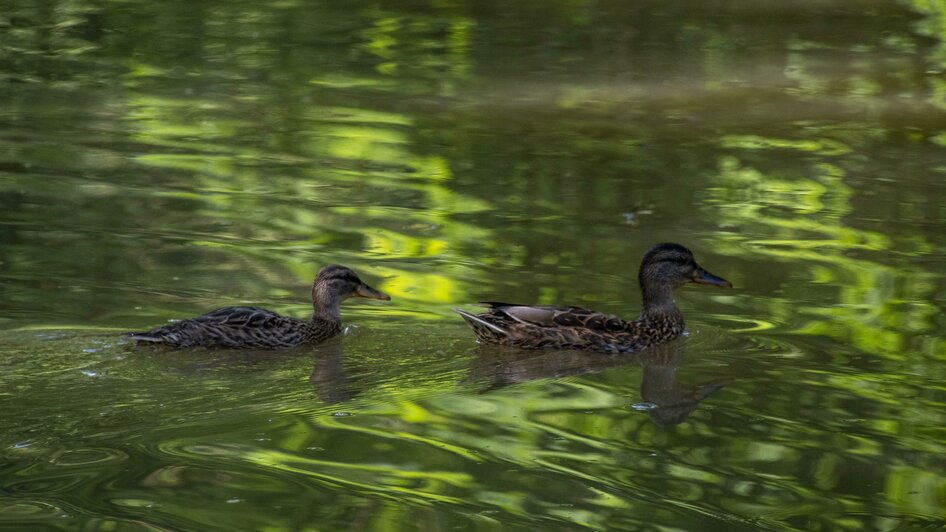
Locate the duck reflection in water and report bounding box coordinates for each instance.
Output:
[308,338,359,404]
[468,340,727,426]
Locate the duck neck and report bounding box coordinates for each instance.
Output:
[639,282,683,322]
[311,283,342,322]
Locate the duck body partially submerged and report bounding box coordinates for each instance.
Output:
[127,306,342,349]
[457,303,685,353]
[456,243,730,353]
[127,265,389,349]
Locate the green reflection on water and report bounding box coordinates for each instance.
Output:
[2,0,946,530]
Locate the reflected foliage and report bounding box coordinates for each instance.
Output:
[2,0,946,529]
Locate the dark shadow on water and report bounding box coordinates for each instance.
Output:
[123,335,359,403]
[125,338,319,371]
[637,343,729,426]
[308,338,359,404]
[467,340,728,426]
[125,334,726,422]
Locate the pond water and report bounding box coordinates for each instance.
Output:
[3,0,946,529]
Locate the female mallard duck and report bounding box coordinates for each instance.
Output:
[126,265,390,349]
[456,243,731,353]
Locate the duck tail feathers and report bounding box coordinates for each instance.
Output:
[454,309,507,336]
[124,332,164,343]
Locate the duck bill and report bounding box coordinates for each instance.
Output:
[356,283,391,300]
[693,267,732,288]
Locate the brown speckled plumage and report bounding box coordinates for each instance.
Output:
[456,243,731,353]
[126,265,389,349]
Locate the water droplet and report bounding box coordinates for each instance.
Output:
[82,348,97,353]
[332,412,352,417]
[226,497,241,504]
[81,370,100,377]
[630,403,657,411]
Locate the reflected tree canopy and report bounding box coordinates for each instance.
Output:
[1,0,946,529]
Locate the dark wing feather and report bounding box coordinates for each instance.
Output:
[485,303,629,332]
[458,301,676,353]
[128,306,339,349]
[195,306,279,326]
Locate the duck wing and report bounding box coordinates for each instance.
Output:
[194,306,283,327]
[127,306,322,348]
[456,302,642,353]
[482,302,630,331]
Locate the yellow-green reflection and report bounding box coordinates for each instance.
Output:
[2,0,946,530]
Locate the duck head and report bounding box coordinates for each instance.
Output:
[312,265,390,320]
[638,243,731,315]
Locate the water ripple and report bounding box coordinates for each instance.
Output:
[50,447,129,467]
[0,499,67,521]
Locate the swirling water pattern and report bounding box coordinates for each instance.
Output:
[2,0,946,530]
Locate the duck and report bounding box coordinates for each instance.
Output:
[126,265,390,349]
[456,243,730,353]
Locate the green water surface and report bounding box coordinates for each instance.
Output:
[2,0,946,530]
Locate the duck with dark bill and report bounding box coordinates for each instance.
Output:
[456,243,731,353]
